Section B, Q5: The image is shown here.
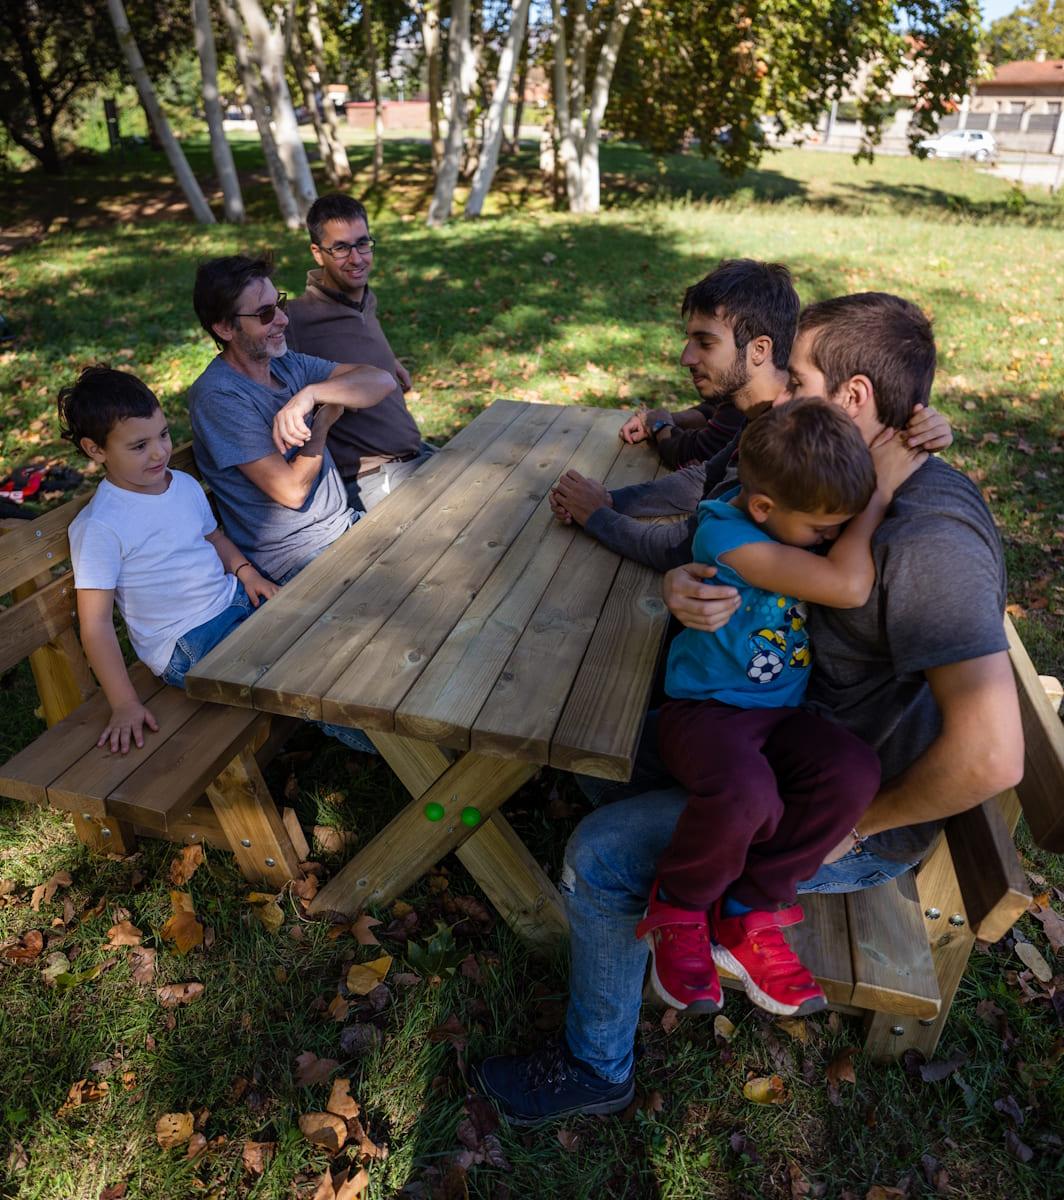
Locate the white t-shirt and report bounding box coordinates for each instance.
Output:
[68,470,238,676]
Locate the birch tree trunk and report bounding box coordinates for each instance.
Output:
[550,0,640,214]
[217,0,302,228]
[305,0,351,182]
[510,21,529,150]
[105,0,216,224]
[465,0,530,216]
[288,12,343,188]
[426,0,472,226]
[237,0,317,217]
[414,1,443,172]
[363,0,384,185]
[192,0,244,222]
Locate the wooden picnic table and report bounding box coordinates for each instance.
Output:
[185,400,671,944]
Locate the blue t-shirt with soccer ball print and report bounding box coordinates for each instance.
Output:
[665,487,812,708]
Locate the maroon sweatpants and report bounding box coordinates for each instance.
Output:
[656,698,881,911]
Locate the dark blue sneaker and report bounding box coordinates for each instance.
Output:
[474,1038,635,1126]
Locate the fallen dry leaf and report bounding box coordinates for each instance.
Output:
[41,950,72,986]
[57,1079,109,1117]
[743,1074,787,1105]
[106,921,143,948]
[185,1132,207,1159]
[169,844,204,886]
[557,1127,581,1152]
[155,1111,194,1149]
[99,1184,127,1200]
[314,826,357,855]
[291,875,319,904]
[1015,941,1053,983]
[346,955,392,995]
[157,982,205,1008]
[1029,904,1064,955]
[295,1051,339,1088]
[390,900,413,919]
[713,1014,736,1042]
[660,1007,680,1035]
[313,1166,370,1200]
[789,1162,812,1198]
[247,892,284,934]
[129,946,156,984]
[31,870,73,912]
[326,1077,361,1121]
[160,892,204,955]
[299,1111,348,1152]
[428,1013,468,1050]
[865,1187,908,1200]
[1,929,45,964]
[327,995,351,1022]
[826,1047,858,1105]
[242,1141,275,1175]
[776,1017,808,1045]
[352,914,381,946]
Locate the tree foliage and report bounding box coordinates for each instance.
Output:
[607,0,983,173]
[986,0,1064,65]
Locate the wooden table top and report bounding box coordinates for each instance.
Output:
[185,400,671,781]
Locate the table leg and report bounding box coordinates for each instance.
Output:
[308,733,567,946]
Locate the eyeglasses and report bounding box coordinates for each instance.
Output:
[233,292,288,325]
[319,237,376,260]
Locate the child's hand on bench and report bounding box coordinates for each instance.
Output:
[98,700,159,756]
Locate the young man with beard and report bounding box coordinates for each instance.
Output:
[614,259,788,468]
[285,194,436,514]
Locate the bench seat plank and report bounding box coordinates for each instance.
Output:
[786,892,855,1006]
[0,664,166,806]
[46,683,204,816]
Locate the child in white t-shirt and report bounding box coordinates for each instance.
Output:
[61,366,278,754]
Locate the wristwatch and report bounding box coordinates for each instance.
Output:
[651,419,673,439]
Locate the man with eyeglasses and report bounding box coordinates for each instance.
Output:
[286,194,436,513]
[189,255,395,586]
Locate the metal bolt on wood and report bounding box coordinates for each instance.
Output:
[891,1025,905,1036]
[948,913,966,926]
[925,907,941,919]
[240,838,251,848]
[101,827,112,838]
[264,857,275,867]
[81,812,92,820]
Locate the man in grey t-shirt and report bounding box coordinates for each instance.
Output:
[189,256,396,583]
[476,293,1025,1126]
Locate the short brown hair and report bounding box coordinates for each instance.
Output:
[797,293,936,428]
[683,259,800,370]
[738,396,875,515]
[58,365,161,452]
[193,255,274,350]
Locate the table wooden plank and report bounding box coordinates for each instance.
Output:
[0,664,165,806]
[185,399,532,707]
[46,683,204,816]
[469,439,662,764]
[321,406,600,732]
[394,409,624,748]
[249,403,564,721]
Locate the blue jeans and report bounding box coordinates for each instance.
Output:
[343,442,437,513]
[561,789,916,1084]
[161,583,256,686]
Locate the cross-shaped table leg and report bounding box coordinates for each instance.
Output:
[307,731,569,948]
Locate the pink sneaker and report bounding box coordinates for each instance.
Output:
[635,882,723,1013]
[711,902,827,1016]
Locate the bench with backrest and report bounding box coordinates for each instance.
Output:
[0,445,303,887]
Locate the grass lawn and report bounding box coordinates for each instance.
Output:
[1,138,1062,1199]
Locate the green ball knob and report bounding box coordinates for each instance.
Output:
[424,802,445,822]
[460,806,482,827]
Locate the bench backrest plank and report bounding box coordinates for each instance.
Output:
[1,571,76,674]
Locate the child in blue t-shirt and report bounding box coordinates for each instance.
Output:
[636,396,925,1018]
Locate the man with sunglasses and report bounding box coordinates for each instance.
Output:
[286,194,436,513]
[189,256,395,586]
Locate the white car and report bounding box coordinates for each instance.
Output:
[917,129,998,162]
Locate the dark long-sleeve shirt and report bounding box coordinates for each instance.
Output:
[654,399,744,471]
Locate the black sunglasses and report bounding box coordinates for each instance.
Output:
[234,292,288,325]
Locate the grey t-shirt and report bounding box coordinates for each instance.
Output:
[188,352,353,582]
[807,455,1009,861]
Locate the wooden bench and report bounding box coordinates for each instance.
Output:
[0,445,303,887]
[769,616,1062,1060]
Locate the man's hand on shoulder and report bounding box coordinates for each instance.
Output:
[663,562,741,632]
[551,471,613,527]
[903,403,953,453]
